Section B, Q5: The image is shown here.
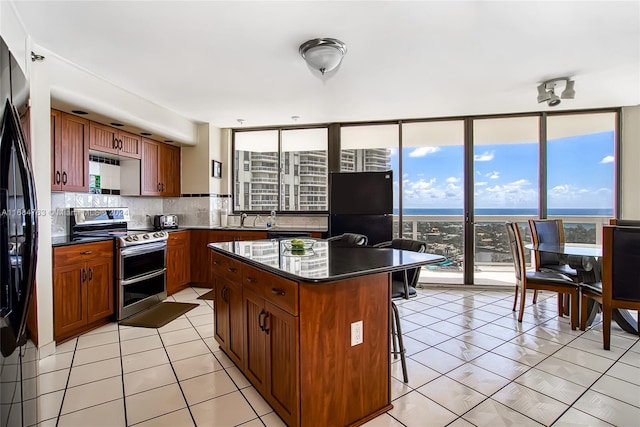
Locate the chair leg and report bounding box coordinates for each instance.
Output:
[391,302,408,383]
[532,289,538,304]
[391,306,398,360]
[512,283,519,312]
[557,294,564,317]
[602,303,612,350]
[580,293,588,331]
[569,289,578,331]
[518,284,527,323]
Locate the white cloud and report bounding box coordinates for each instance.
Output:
[474,151,494,162]
[600,155,614,164]
[446,176,460,184]
[403,173,409,179]
[508,179,530,187]
[475,181,488,186]
[486,171,500,179]
[409,146,440,158]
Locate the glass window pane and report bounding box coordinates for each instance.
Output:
[234,130,278,211]
[281,128,328,211]
[340,124,398,232]
[473,116,539,286]
[547,112,616,243]
[401,120,465,284]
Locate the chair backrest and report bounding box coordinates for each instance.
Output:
[505,222,525,283]
[388,239,427,287]
[609,218,640,227]
[327,233,368,247]
[528,219,564,268]
[603,226,640,302]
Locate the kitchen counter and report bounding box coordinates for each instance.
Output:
[208,238,444,427]
[208,239,443,283]
[51,235,115,247]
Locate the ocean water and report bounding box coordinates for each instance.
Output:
[396,208,613,216]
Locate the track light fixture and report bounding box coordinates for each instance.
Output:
[537,77,575,107]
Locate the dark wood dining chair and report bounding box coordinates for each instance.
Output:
[580,226,640,349]
[528,219,578,315]
[374,238,427,383]
[506,222,579,329]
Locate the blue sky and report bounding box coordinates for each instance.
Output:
[392,131,614,211]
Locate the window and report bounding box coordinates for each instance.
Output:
[233,128,328,212]
[547,112,616,243]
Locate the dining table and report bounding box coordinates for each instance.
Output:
[525,242,638,334]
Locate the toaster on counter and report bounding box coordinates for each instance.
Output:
[153,214,178,229]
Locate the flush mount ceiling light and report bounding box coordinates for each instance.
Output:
[299,38,347,75]
[537,77,576,107]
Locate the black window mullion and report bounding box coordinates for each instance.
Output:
[539,113,547,219]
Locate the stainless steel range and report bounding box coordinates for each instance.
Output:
[70,208,169,320]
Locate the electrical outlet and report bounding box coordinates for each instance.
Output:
[351,320,363,346]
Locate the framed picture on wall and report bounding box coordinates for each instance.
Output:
[212,160,222,178]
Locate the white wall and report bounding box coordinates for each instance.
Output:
[42,46,199,146]
[29,44,55,356]
[621,105,640,219]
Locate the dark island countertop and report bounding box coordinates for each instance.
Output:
[208,239,445,283]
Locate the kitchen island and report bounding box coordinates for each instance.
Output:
[208,239,444,427]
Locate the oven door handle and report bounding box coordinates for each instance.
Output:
[120,242,167,257]
[120,268,166,286]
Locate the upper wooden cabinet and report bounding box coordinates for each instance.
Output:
[89,122,142,159]
[141,138,181,196]
[51,110,90,192]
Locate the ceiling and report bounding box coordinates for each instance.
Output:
[12,1,640,129]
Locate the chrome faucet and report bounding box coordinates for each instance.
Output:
[253,214,262,227]
[240,213,248,227]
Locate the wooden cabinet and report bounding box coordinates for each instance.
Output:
[51,110,90,192]
[53,241,114,342]
[141,138,181,196]
[89,121,141,159]
[213,276,244,366]
[243,289,299,426]
[166,231,191,295]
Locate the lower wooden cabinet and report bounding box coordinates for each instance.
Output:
[213,276,244,366]
[53,241,114,342]
[243,290,299,426]
[166,231,191,295]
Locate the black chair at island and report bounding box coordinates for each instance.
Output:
[374,238,427,383]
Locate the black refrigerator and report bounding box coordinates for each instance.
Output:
[329,171,393,246]
[1,38,38,427]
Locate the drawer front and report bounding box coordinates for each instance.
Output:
[167,231,188,246]
[54,241,113,266]
[211,251,242,282]
[243,265,298,315]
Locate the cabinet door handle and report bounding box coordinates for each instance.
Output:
[212,260,220,265]
[79,250,93,255]
[271,288,285,296]
[112,137,117,149]
[88,268,93,281]
[221,286,228,303]
[81,268,87,283]
[258,309,266,331]
[263,312,270,335]
[246,276,256,284]
[228,267,237,273]
[62,171,68,185]
[157,183,161,192]
[56,171,61,184]
[119,138,123,150]
[161,183,165,192]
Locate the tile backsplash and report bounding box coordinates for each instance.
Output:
[50,192,327,236]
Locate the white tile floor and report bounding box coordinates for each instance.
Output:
[23,287,640,426]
